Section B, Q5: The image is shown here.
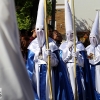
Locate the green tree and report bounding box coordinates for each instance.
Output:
[15,0,52,30]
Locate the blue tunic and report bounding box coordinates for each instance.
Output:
[79,51,94,100]
[60,49,93,100]
[53,50,74,100]
[26,49,74,100]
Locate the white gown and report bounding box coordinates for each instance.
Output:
[28,37,59,100]
[86,44,100,94]
[59,41,85,97]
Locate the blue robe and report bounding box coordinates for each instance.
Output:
[53,50,74,100]
[79,51,94,100]
[90,62,100,100]
[60,45,93,100]
[60,49,86,100]
[26,49,74,100]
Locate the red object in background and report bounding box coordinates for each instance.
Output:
[83,34,88,39]
[29,36,35,43]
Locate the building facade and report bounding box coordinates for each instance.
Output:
[49,0,100,34]
[48,0,100,45]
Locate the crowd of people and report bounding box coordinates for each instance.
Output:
[24,0,100,100]
[20,24,63,63]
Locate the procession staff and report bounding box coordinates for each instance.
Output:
[68,0,77,99]
[44,0,53,99]
[59,0,89,99]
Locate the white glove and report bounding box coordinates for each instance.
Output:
[67,41,73,52]
[63,53,72,63]
[72,52,79,58]
[34,51,39,62]
[43,49,59,67]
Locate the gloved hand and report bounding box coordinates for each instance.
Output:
[43,49,59,67]
[43,49,51,62]
[34,51,39,62]
[63,52,72,63]
[72,52,79,59]
[67,41,73,52]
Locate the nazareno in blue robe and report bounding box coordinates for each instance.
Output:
[79,51,94,100]
[26,49,74,100]
[60,49,94,100]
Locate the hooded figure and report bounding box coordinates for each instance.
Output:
[26,0,58,99]
[86,11,100,99]
[59,0,93,100]
[0,0,34,100]
[26,0,74,99]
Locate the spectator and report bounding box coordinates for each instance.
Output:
[29,24,37,43]
[52,30,62,47]
[48,24,54,38]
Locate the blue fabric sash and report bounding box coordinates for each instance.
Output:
[80,51,94,100]
[76,65,85,100]
[90,62,100,100]
[54,50,74,100]
[39,64,47,100]
[26,50,35,80]
[26,50,47,100]
[26,50,39,99]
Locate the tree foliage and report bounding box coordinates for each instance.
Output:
[15,0,52,30]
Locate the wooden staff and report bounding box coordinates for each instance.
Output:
[44,0,53,100]
[71,0,78,99]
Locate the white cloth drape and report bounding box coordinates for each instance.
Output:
[0,0,34,100]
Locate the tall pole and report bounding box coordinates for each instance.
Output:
[51,0,56,30]
[71,0,78,100]
[44,0,53,100]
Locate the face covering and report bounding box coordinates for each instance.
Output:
[89,35,97,47]
[67,32,74,41]
[36,27,45,48]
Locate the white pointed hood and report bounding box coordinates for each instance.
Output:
[36,0,45,47]
[90,11,100,44]
[64,0,78,42]
[65,0,73,35]
[36,0,44,28]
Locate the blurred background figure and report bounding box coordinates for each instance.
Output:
[20,36,30,63]
[48,24,54,38]
[0,0,34,100]
[52,30,62,47]
[29,24,37,44]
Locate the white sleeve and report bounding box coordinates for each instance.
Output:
[62,49,72,63]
